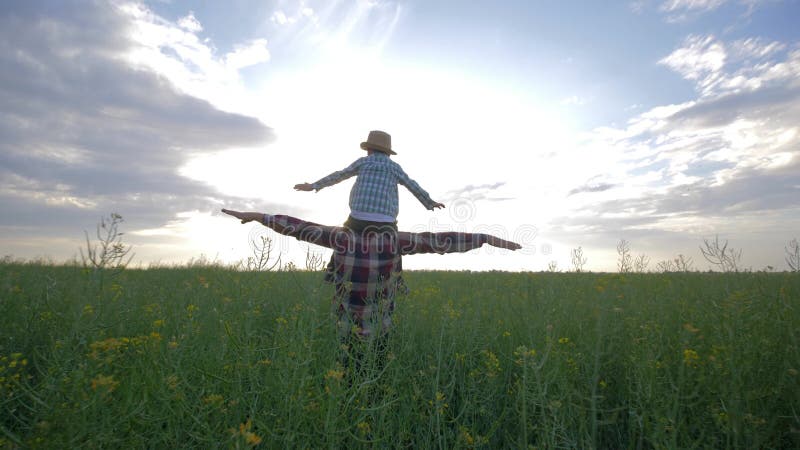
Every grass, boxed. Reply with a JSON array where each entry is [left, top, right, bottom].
[[1, 262, 799, 448]]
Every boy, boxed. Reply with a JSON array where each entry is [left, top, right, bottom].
[[294, 130, 444, 232]]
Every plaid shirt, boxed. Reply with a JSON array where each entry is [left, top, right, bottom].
[[310, 152, 438, 219], [261, 214, 491, 336]]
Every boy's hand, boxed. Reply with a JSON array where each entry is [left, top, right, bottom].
[[221, 209, 262, 224], [294, 183, 313, 191], [432, 202, 445, 209]]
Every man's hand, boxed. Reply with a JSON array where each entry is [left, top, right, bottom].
[[486, 235, 522, 251], [294, 183, 314, 192], [221, 209, 262, 224], [432, 202, 445, 209]]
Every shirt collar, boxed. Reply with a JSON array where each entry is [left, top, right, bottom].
[[368, 152, 390, 160]]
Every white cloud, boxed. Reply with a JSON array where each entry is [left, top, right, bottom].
[[271, 10, 292, 26], [659, 0, 727, 13], [546, 33, 800, 266], [270, 2, 317, 26], [177, 12, 202, 32], [297, 0, 401, 56], [659, 34, 799, 97], [224, 38, 270, 70], [730, 37, 786, 60], [659, 35, 726, 90], [656, 0, 773, 21], [120, 2, 271, 114], [561, 95, 587, 106], [0, 0, 280, 261]]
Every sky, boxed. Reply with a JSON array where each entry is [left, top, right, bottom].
[[1, 0, 799, 272]]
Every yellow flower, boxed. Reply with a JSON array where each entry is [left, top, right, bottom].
[[429, 391, 449, 414], [558, 337, 570, 344], [231, 419, 262, 447], [356, 421, 371, 436], [91, 374, 119, 393], [165, 375, 179, 390], [513, 346, 536, 365], [203, 394, 224, 407], [683, 349, 699, 366], [245, 431, 262, 446], [459, 426, 475, 446], [325, 368, 344, 381]]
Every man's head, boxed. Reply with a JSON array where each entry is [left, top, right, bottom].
[[360, 130, 396, 155]]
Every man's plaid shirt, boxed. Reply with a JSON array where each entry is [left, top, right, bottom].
[[310, 152, 438, 219], [261, 214, 491, 337]]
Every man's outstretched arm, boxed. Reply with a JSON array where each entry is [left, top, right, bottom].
[[398, 231, 521, 255], [222, 209, 520, 253], [222, 209, 262, 224], [221, 209, 338, 249]]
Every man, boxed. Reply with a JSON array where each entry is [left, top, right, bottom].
[[221, 208, 520, 374]]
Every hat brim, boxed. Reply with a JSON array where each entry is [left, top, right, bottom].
[[360, 142, 396, 155]]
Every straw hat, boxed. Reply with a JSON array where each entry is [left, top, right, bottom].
[[360, 130, 396, 155]]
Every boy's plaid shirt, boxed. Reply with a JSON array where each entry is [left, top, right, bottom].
[[261, 214, 491, 336], [310, 152, 437, 218]]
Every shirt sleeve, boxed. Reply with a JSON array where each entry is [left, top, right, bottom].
[[397, 231, 488, 255], [394, 164, 438, 210], [310, 158, 363, 191], [261, 214, 341, 249]]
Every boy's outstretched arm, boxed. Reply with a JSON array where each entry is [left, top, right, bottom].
[[395, 166, 445, 210], [294, 158, 363, 192]]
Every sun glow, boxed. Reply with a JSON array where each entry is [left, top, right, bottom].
[[173, 53, 581, 270], [185, 58, 577, 203]]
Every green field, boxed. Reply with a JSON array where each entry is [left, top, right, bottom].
[[1, 263, 798, 449]]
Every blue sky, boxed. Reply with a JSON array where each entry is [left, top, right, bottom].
[[1, 0, 799, 271]]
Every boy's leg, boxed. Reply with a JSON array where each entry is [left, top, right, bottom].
[[345, 215, 397, 234]]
